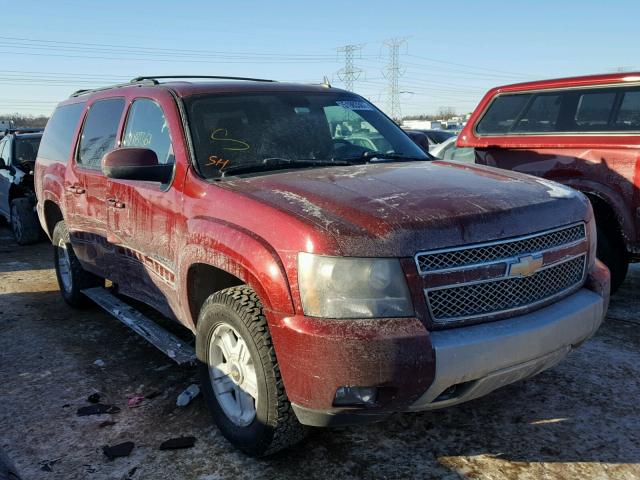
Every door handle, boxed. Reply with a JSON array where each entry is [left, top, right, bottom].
[[106, 198, 125, 209], [66, 185, 85, 194]]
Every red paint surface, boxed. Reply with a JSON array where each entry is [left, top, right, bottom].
[[458, 72, 640, 253], [35, 81, 608, 413]]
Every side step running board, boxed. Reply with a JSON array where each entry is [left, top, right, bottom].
[[82, 287, 196, 365]]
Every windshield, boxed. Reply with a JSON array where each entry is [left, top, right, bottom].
[[184, 91, 427, 178]]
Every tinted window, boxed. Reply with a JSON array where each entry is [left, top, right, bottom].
[[575, 92, 615, 128], [14, 137, 41, 164], [477, 86, 640, 135], [38, 103, 85, 163], [513, 94, 561, 132], [476, 94, 531, 134], [78, 98, 124, 168], [615, 91, 640, 129], [122, 99, 174, 165]]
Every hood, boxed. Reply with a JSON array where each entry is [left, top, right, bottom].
[[220, 161, 590, 257]]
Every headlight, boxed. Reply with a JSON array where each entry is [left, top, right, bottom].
[[297, 253, 414, 318]]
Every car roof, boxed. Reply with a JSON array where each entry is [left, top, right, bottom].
[[491, 71, 640, 94], [62, 78, 351, 105]]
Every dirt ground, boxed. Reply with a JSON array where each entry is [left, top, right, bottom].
[[1, 225, 639, 480]]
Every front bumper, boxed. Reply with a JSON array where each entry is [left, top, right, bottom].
[[408, 287, 604, 411], [271, 261, 608, 427]]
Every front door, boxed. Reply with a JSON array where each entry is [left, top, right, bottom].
[[64, 97, 125, 278], [106, 96, 182, 318]]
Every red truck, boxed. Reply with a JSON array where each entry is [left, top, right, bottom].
[[458, 72, 640, 292], [35, 76, 609, 456]]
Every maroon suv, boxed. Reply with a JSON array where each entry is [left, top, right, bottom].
[[35, 76, 609, 455]]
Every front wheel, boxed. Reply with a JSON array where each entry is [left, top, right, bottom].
[[52, 221, 103, 307], [196, 286, 307, 456], [10, 198, 41, 245], [596, 225, 628, 294]]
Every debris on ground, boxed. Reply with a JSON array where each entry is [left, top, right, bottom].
[[176, 384, 200, 407], [77, 404, 121, 416], [87, 392, 101, 404], [159, 436, 196, 450], [93, 359, 106, 367], [98, 420, 116, 428], [127, 395, 145, 408], [102, 442, 134, 460], [39, 458, 61, 472]]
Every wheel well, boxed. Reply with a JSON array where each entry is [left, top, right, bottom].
[[584, 193, 625, 244], [187, 263, 244, 325], [43, 201, 63, 239]]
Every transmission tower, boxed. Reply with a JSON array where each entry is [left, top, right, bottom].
[[383, 37, 408, 121], [337, 44, 364, 91]]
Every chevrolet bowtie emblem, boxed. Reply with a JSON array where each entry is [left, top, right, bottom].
[[508, 254, 544, 278]]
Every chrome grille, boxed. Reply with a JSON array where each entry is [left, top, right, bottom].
[[427, 255, 586, 323], [416, 224, 585, 273]]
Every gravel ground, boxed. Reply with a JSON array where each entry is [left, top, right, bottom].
[[1, 226, 639, 480]]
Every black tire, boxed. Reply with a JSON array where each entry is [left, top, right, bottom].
[[596, 225, 628, 294], [10, 198, 41, 245], [52, 221, 103, 307], [196, 285, 307, 456]]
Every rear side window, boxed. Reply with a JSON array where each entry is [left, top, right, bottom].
[[615, 91, 640, 129], [475, 94, 531, 134], [476, 85, 640, 135], [513, 94, 561, 132], [38, 103, 85, 163], [78, 98, 125, 169], [575, 92, 615, 128]]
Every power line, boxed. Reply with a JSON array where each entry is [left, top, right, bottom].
[[337, 44, 364, 91], [382, 37, 408, 121]]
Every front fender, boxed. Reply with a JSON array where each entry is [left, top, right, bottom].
[[177, 216, 294, 326], [561, 178, 635, 243]]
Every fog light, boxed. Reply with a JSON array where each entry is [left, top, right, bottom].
[[333, 386, 378, 407]]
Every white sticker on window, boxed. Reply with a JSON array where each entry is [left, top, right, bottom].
[[336, 100, 374, 111]]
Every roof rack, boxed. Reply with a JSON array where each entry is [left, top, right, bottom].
[[69, 78, 157, 98], [69, 75, 277, 99], [130, 75, 276, 83]]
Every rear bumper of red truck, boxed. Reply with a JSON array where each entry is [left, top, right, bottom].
[[269, 260, 609, 427]]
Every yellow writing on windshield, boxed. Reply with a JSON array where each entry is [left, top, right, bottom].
[[211, 128, 250, 151]]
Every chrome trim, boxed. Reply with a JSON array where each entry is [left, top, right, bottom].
[[426, 252, 586, 292], [424, 253, 587, 324], [414, 222, 586, 275]]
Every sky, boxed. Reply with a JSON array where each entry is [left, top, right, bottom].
[[0, 0, 638, 118]]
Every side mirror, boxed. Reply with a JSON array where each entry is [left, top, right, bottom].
[[102, 148, 172, 183]]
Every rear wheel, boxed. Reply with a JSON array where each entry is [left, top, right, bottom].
[[596, 224, 628, 294], [197, 285, 307, 456], [10, 198, 41, 245], [52, 221, 103, 307]]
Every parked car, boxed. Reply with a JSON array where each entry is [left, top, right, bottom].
[[404, 128, 455, 149], [458, 72, 640, 292], [429, 135, 475, 163], [0, 130, 43, 244], [36, 76, 609, 456]]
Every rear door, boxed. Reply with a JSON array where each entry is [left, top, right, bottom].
[[64, 97, 125, 277]]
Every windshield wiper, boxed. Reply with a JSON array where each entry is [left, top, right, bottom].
[[336, 151, 432, 163], [219, 157, 352, 177]]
